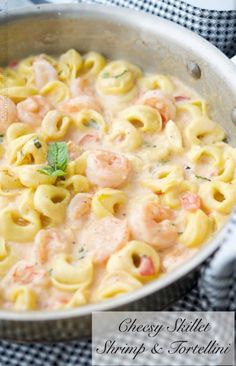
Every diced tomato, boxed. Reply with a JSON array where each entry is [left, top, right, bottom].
[[180, 192, 201, 212], [139, 255, 155, 276], [175, 96, 190, 102], [8, 59, 18, 68]]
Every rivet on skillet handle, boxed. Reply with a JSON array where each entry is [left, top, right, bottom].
[[231, 108, 236, 126], [187, 61, 201, 79]]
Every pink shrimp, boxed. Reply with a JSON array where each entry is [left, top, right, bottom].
[[180, 192, 201, 212], [58, 95, 102, 115], [0, 96, 17, 131], [78, 132, 100, 149], [67, 193, 92, 224], [7, 260, 49, 287], [33, 58, 58, 90], [80, 217, 129, 263], [128, 200, 178, 250], [86, 150, 132, 188], [17, 95, 51, 126], [70, 77, 94, 98], [33, 229, 74, 265], [137, 90, 176, 124], [67, 140, 82, 160]]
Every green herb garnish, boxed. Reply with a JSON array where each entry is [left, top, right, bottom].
[[195, 175, 211, 182], [39, 142, 69, 178], [87, 119, 99, 130], [48, 268, 53, 276], [114, 69, 128, 78], [222, 137, 229, 143], [0, 134, 4, 143], [102, 72, 110, 78], [33, 137, 42, 149]]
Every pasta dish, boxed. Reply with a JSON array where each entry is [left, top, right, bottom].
[[0, 50, 234, 311]]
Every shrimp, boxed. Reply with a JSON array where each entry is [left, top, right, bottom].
[[180, 192, 201, 212], [33, 58, 58, 90], [80, 216, 129, 263], [78, 132, 100, 149], [86, 150, 132, 188], [137, 90, 176, 124], [67, 193, 92, 225], [161, 244, 197, 272], [128, 199, 178, 250], [17, 95, 51, 126], [70, 77, 94, 97], [3, 260, 49, 287], [33, 228, 74, 265], [67, 140, 82, 160], [58, 96, 102, 115], [0, 95, 17, 132]]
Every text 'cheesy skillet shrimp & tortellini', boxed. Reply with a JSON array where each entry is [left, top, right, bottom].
[[0, 50, 234, 311]]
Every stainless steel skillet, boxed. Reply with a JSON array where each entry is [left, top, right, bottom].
[[0, 3, 235, 342]]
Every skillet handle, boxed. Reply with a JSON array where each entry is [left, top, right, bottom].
[[200, 213, 236, 310]]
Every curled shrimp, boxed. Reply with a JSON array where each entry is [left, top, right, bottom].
[[67, 193, 92, 227], [17, 95, 51, 126], [128, 199, 178, 250], [58, 96, 102, 115], [33, 58, 58, 90], [0, 96, 17, 132], [3, 260, 49, 288], [33, 229, 74, 265], [137, 90, 176, 124], [80, 216, 129, 263], [70, 77, 94, 97], [86, 150, 132, 188]]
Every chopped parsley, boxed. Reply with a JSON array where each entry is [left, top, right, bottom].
[[33, 137, 42, 149], [0, 134, 4, 143], [114, 69, 128, 78], [222, 137, 229, 143], [195, 175, 211, 182], [87, 119, 99, 130]]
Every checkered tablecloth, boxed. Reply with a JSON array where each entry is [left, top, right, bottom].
[[0, 1, 236, 365]]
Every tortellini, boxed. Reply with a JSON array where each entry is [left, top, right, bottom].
[[7, 133, 47, 166], [96, 60, 141, 95], [184, 117, 225, 146], [58, 49, 82, 81], [10, 286, 36, 310], [57, 175, 90, 195], [73, 109, 107, 133], [199, 181, 236, 214], [108, 120, 142, 152], [40, 80, 69, 105], [0, 237, 19, 277], [138, 74, 175, 93], [34, 185, 70, 225], [142, 164, 184, 193], [92, 188, 127, 218], [16, 165, 56, 188], [107, 241, 160, 282], [94, 271, 142, 301], [82, 52, 106, 77], [0, 207, 41, 242], [119, 105, 162, 133], [41, 110, 71, 140], [179, 210, 211, 248], [165, 120, 183, 153], [162, 180, 198, 209], [50, 254, 93, 291]]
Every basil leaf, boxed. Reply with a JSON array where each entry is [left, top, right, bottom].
[[47, 142, 69, 171], [51, 169, 67, 177], [38, 166, 55, 176]]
